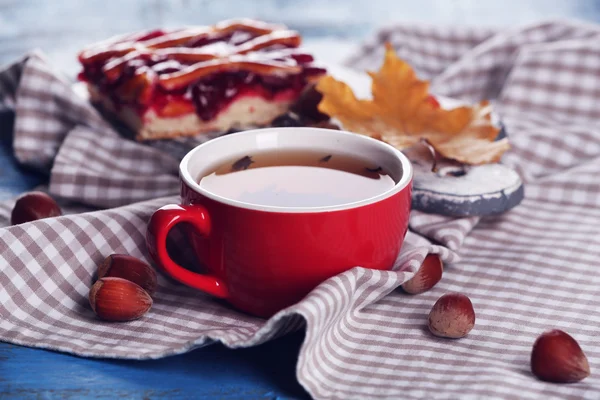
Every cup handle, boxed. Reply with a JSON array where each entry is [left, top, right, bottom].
[[146, 204, 228, 298]]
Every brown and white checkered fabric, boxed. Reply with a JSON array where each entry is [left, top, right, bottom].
[[1, 20, 600, 399]]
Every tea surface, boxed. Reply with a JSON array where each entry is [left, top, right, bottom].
[[198, 150, 396, 208]]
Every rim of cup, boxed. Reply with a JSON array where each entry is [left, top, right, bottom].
[[180, 127, 413, 213]]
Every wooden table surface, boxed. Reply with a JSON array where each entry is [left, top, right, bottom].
[[1, 1, 599, 398]]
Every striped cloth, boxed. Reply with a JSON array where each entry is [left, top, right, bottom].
[[1, 20, 599, 399]]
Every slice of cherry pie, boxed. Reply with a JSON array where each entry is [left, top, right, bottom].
[[77, 19, 326, 140]]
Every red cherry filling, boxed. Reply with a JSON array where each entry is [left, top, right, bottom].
[[188, 68, 324, 121], [81, 60, 324, 120]]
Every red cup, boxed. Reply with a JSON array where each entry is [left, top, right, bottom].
[[146, 127, 413, 317]]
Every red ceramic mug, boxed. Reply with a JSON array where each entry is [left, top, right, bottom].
[[146, 127, 413, 317]]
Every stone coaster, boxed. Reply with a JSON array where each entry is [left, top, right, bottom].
[[406, 122, 524, 217], [412, 162, 524, 217]]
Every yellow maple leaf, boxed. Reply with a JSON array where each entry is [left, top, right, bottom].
[[316, 43, 509, 165]]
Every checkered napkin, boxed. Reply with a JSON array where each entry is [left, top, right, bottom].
[[1, 19, 600, 399]]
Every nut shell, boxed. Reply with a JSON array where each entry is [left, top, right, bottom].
[[11, 191, 62, 225], [531, 329, 590, 383], [290, 84, 329, 122], [402, 254, 443, 294], [98, 254, 158, 296], [428, 292, 475, 338], [89, 277, 152, 322]]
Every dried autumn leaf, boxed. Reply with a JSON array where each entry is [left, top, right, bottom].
[[316, 43, 509, 165]]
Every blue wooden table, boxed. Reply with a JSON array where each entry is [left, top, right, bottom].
[[0, 332, 308, 399], [1, 1, 599, 399]]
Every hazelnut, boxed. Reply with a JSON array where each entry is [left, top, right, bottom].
[[89, 277, 152, 322], [98, 254, 158, 296], [428, 292, 475, 338], [11, 191, 62, 225], [402, 254, 443, 294], [309, 120, 341, 130], [531, 329, 590, 383], [290, 84, 329, 122]]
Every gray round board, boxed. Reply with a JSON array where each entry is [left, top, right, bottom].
[[411, 162, 524, 217], [410, 120, 524, 217]]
